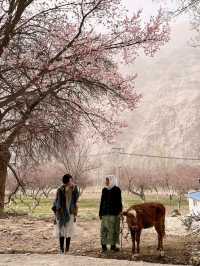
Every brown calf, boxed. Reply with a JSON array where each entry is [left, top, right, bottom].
[[123, 202, 165, 258]]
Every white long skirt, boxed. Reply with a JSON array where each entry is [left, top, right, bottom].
[[54, 214, 75, 238]]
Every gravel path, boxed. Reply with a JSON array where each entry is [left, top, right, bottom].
[[0, 254, 190, 266]]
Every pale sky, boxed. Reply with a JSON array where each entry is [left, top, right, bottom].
[[123, 0, 162, 15], [122, 0, 182, 21]]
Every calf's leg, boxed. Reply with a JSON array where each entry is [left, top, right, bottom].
[[130, 229, 135, 255], [130, 229, 141, 260], [155, 224, 165, 257], [136, 229, 141, 254], [130, 229, 138, 260]]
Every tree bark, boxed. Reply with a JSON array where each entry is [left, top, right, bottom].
[[0, 144, 11, 212]]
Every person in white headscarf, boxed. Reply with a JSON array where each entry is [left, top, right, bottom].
[[99, 175, 122, 252]]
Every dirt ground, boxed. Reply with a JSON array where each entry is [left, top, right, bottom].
[[0, 213, 196, 265], [0, 254, 188, 266]]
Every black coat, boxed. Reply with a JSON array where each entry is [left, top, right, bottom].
[[99, 186, 122, 217]]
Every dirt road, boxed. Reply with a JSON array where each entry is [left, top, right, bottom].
[[0, 254, 190, 266]]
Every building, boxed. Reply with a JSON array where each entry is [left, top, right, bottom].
[[188, 191, 200, 216]]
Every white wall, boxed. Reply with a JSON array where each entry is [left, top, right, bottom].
[[189, 198, 200, 215]]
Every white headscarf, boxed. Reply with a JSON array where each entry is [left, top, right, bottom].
[[105, 175, 118, 190]]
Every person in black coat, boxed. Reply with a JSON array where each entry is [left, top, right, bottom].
[[99, 175, 122, 252]]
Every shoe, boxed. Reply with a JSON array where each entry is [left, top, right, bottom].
[[101, 244, 107, 252], [111, 245, 120, 252], [60, 249, 64, 254]]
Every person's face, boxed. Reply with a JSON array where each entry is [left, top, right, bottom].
[[64, 177, 73, 186], [105, 178, 110, 186], [68, 177, 73, 186]]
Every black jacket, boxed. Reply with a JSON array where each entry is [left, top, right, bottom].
[[99, 186, 122, 217]]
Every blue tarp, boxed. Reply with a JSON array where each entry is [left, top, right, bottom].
[[188, 192, 200, 201]]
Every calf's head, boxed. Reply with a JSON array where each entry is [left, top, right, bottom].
[[123, 209, 139, 231]]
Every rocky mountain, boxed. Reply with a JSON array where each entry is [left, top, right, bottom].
[[98, 22, 200, 170]]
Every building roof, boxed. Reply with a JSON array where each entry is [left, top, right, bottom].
[[188, 191, 200, 201]]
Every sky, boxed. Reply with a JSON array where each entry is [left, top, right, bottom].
[[122, 0, 185, 22], [122, 0, 190, 47], [123, 0, 163, 17]]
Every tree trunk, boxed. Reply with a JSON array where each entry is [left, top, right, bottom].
[[0, 144, 11, 212], [169, 194, 173, 206], [178, 194, 182, 211], [154, 187, 159, 201], [140, 186, 146, 202]]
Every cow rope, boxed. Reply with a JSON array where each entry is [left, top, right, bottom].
[[120, 215, 130, 250]]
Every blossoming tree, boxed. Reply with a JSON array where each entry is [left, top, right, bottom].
[[0, 0, 170, 210]]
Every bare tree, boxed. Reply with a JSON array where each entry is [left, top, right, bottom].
[[6, 161, 64, 212], [170, 0, 200, 16], [170, 164, 200, 209], [55, 139, 99, 194], [173, 0, 200, 46], [157, 0, 200, 45], [120, 166, 153, 201]]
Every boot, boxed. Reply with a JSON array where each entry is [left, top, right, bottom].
[[59, 237, 64, 254], [111, 245, 119, 252], [65, 237, 71, 253], [101, 244, 107, 252]]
